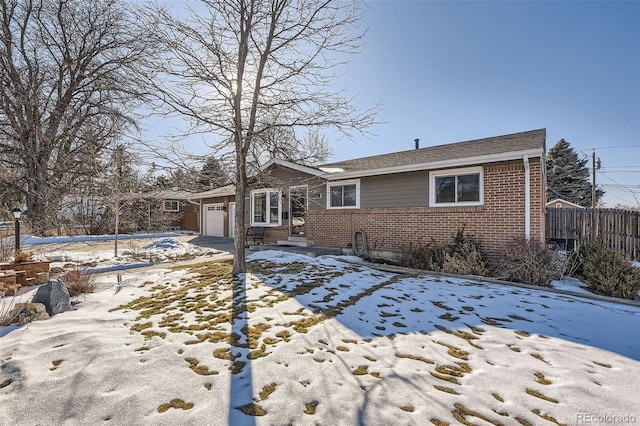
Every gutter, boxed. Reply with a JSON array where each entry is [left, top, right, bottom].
[[523, 154, 531, 240]]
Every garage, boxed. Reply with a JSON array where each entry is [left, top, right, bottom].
[[204, 203, 225, 237]]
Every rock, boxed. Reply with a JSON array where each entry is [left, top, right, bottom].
[[9, 303, 50, 325], [31, 279, 72, 316]]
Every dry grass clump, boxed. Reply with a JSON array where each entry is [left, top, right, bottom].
[[61, 268, 96, 298]]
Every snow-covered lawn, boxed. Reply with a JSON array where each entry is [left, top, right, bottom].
[[1, 242, 639, 425]]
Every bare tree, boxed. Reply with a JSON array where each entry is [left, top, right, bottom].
[[141, 0, 378, 275], [249, 127, 333, 169], [0, 0, 152, 234]]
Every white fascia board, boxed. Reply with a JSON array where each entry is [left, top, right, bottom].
[[262, 158, 325, 177], [324, 148, 545, 180]]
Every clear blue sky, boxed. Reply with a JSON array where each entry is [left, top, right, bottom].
[[329, 0, 639, 207], [145, 0, 639, 207]]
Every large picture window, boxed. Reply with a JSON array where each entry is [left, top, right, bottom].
[[430, 167, 483, 206], [251, 189, 281, 226], [327, 180, 360, 209]]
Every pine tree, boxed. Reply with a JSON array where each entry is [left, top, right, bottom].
[[546, 139, 604, 207]]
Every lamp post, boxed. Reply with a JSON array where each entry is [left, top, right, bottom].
[[11, 207, 22, 252]]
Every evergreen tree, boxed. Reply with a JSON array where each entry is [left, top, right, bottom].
[[197, 157, 230, 191], [546, 139, 603, 207]]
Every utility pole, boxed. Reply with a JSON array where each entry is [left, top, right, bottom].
[[591, 150, 601, 208], [592, 150, 596, 209]]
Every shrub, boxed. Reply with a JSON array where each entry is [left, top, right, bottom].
[[496, 238, 563, 287], [396, 241, 446, 271], [442, 229, 489, 276], [397, 229, 489, 276], [61, 268, 96, 299], [576, 239, 640, 300]]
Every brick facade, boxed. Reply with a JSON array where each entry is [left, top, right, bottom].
[[305, 162, 545, 259]]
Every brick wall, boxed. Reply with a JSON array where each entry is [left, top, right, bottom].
[[306, 162, 545, 259]]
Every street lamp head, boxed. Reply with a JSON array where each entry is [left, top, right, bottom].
[[11, 207, 22, 220]]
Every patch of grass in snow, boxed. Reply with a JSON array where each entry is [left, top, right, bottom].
[[0, 379, 11, 388], [395, 353, 434, 365], [452, 403, 503, 425], [135, 346, 150, 352], [592, 361, 611, 368], [352, 365, 370, 375], [525, 389, 559, 403], [400, 405, 415, 412], [434, 385, 459, 395], [303, 400, 319, 415], [514, 330, 531, 337], [531, 408, 565, 425], [49, 359, 63, 371], [130, 322, 153, 332], [480, 316, 513, 326], [429, 419, 449, 426], [236, 403, 266, 416], [438, 313, 460, 322], [275, 330, 291, 342], [431, 301, 454, 311], [157, 399, 194, 413], [212, 348, 232, 360], [509, 314, 533, 322], [530, 353, 551, 365], [184, 357, 218, 376], [141, 330, 166, 340], [258, 383, 277, 401], [491, 393, 504, 402], [534, 372, 552, 385], [434, 325, 483, 349], [434, 341, 470, 361]]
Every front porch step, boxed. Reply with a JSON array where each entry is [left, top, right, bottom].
[[276, 238, 313, 247]]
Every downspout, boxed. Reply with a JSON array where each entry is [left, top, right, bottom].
[[523, 155, 531, 241]]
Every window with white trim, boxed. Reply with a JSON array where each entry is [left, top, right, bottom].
[[327, 179, 360, 209], [250, 189, 281, 226], [430, 167, 483, 206], [164, 200, 179, 211]]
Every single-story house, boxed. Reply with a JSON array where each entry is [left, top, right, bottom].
[[140, 188, 200, 232], [546, 198, 585, 209], [189, 129, 547, 259]]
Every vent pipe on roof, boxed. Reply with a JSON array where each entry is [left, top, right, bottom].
[[415, 138, 420, 149]]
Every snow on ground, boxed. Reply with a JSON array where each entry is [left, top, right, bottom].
[[25, 233, 226, 275], [1, 245, 639, 425]]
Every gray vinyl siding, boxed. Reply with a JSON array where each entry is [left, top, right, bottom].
[[360, 171, 429, 208]]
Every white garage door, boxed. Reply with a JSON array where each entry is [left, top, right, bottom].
[[229, 202, 235, 238], [204, 203, 225, 237]]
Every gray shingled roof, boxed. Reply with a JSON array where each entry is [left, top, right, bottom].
[[320, 129, 546, 173]]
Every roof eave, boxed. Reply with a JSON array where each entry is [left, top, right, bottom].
[[262, 158, 325, 177], [323, 148, 545, 180]]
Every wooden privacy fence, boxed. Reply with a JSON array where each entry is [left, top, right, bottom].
[[546, 207, 640, 261]]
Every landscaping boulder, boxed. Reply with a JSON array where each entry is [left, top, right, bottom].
[[31, 279, 72, 316], [9, 303, 50, 325]]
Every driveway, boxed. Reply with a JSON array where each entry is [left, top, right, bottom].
[[185, 235, 235, 254]]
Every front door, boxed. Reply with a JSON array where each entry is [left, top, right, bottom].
[[289, 186, 307, 237]]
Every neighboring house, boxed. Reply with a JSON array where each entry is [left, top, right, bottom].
[[142, 188, 200, 232], [189, 129, 547, 259], [546, 198, 585, 209]]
